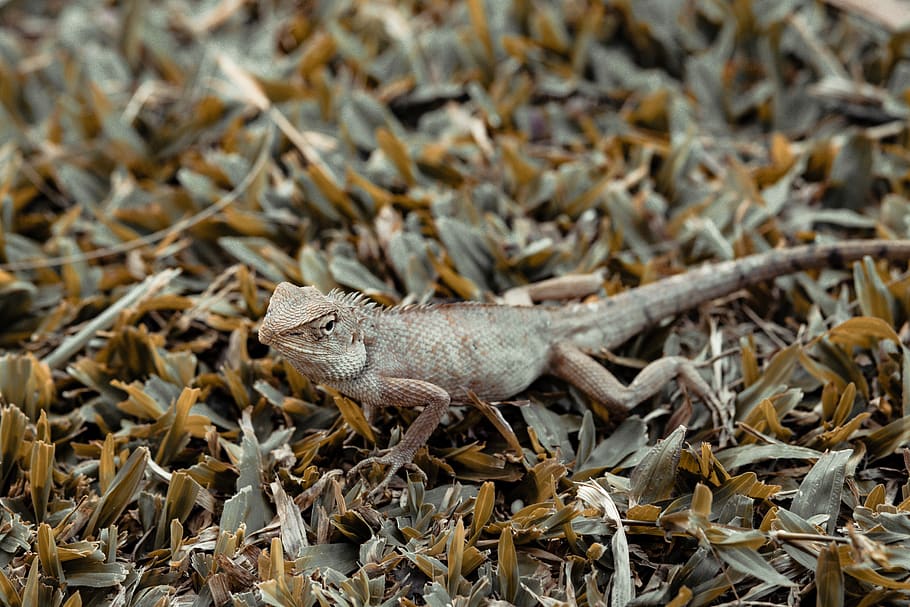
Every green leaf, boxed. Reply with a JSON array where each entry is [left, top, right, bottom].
[[86, 447, 149, 537], [576, 416, 648, 476], [791, 449, 852, 535], [236, 411, 272, 533], [716, 444, 822, 469], [630, 425, 686, 506], [713, 544, 794, 588]]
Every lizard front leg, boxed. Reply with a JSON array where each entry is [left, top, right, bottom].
[[349, 377, 451, 497], [548, 343, 724, 422]]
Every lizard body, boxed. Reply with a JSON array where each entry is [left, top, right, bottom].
[[258, 240, 910, 493]]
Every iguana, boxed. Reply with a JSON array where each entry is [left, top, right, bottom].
[[258, 240, 910, 494]]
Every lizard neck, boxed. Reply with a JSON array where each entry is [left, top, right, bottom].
[[287, 305, 372, 383], [291, 346, 368, 383]]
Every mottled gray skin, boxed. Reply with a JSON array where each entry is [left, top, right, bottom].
[[259, 288, 551, 402], [343, 305, 555, 403], [258, 240, 910, 495]]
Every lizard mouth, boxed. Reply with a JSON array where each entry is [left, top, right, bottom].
[[257, 323, 275, 346]]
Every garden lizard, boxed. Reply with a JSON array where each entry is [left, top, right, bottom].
[[258, 240, 910, 494]]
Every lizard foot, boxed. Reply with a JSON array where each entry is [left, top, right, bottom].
[[350, 450, 427, 499]]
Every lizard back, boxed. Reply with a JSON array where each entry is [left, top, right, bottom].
[[363, 303, 554, 402]]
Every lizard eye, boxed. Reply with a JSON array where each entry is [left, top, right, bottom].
[[321, 317, 336, 335]]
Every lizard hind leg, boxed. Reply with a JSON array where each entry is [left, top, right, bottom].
[[548, 343, 725, 423]]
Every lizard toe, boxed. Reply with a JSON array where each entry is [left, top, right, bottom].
[[349, 449, 392, 476], [351, 452, 428, 500]]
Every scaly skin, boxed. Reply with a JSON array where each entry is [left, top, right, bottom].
[[258, 240, 910, 496]]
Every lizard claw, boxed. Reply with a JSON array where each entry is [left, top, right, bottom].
[[350, 450, 426, 499]]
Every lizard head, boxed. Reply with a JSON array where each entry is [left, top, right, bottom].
[[258, 283, 368, 381]]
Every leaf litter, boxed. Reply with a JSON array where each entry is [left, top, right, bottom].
[[2, 0, 910, 605]]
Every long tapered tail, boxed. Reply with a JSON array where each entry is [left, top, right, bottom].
[[558, 240, 910, 350]]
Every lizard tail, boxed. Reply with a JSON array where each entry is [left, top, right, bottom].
[[559, 239, 910, 351]]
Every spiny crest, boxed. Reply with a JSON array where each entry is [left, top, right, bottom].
[[386, 300, 496, 315], [324, 287, 494, 316], [325, 288, 382, 313]]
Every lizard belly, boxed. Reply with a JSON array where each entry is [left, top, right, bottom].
[[445, 345, 547, 401]]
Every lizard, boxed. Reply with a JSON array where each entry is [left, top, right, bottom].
[[257, 239, 910, 495]]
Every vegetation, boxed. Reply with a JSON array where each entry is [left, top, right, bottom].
[[1, 0, 910, 604]]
